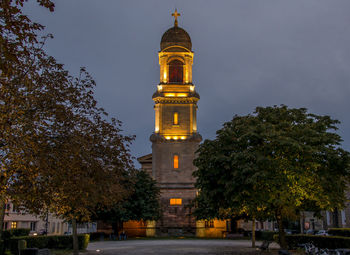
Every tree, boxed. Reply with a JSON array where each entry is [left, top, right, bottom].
[[1, 0, 56, 239], [1, 2, 134, 254], [95, 170, 160, 235], [194, 105, 350, 248]]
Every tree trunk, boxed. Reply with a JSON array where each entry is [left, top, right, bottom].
[[252, 217, 256, 248], [276, 210, 287, 249], [0, 196, 6, 240], [72, 218, 79, 255], [300, 212, 305, 234], [333, 208, 339, 228]]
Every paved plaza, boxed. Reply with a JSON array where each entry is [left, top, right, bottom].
[[87, 239, 278, 255]]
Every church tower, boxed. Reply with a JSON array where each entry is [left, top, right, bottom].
[[149, 10, 202, 235]]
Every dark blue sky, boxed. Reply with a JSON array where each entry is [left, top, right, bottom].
[[24, 1, 350, 167]]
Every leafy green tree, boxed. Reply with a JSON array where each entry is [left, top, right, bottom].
[[194, 105, 350, 248], [95, 170, 161, 235]]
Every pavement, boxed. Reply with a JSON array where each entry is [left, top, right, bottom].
[[87, 239, 279, 255]]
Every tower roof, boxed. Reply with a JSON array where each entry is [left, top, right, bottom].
[[160, 9, 192, 51], [160, 26, 192, 51]]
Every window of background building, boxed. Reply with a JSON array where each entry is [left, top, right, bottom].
[[56, 222, 60, 233], [12, 205, 19, 213], [30, 222, 36, 231], [52, 222, 55, 233], [3, 222, 8, 230], [173, 154, 179, 169], [173, 112, 179, 125], [169, 60, 183, 83], [4, 203, 10, 211], [341, 210, 346, 225], [11, 221, 17, 229], [205, 220, 214, 228], [170, 198, 182, 205]]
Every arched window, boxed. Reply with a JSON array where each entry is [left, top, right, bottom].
[[173, 154, 179, 169], [173, 112, 179, 125], [169, 60, 183, 83]]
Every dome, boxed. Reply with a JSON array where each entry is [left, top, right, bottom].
[[160, 26, 192, 51]]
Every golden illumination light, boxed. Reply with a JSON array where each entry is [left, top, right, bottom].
[[170, 198, 182, 205], [173, 112, 178, 125], [173, 154, 179, 168], [173, 136, 178, 140], [165, 136, 171, 140], [157, 85, 163, 91], [180, 136, 186, 140], [190, 85, 194, 92], [164, 93, 187, 97]]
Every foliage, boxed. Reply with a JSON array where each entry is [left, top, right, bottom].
[[95, 170, 160, 231], [285, 234, 350, 249], [0, 240, 4, 254], [328, 228, 350, 237], [256, 231, 275, 241], [193, 105, 350, 248], [4, 228, 31, 237], [1, 0, 134, 212], [8, 234, 89, 254], [89, 232, 108, 241], [1, 1, 134, 254]]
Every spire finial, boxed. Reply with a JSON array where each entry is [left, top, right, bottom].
[[172, 9, 181, 27]]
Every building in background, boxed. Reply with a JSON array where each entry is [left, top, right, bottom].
[[3, 201, 96, 235], [3, 201, 68, 235]]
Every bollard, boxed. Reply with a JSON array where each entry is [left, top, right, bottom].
[[18, 240, 27, 255]]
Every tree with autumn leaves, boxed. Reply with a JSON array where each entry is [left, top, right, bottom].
[[194, 105, 350, 248], [1, 1, 134, 254]]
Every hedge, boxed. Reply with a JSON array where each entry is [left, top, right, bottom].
[[2, 229, 30, 239], [285, 234, 350, 249], [0, 240, 4, 254], [8, 234, 89, 254], [89, 232, 108, 241], [328, 228, 350, 237], [257, 231, 275, 241]]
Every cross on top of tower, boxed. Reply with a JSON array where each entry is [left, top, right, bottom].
[[172, 9, 181, 27]]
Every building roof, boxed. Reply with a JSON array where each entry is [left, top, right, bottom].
[[160, 26, 192, 51], [137, 153, 152, 164]]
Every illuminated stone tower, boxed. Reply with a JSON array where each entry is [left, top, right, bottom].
[[150, 9, 202, 236]]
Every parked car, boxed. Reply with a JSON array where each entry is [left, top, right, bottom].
[[315, 230, 328, 236], [38, 229, 47, 235], [305, 229, 316, 235], [284, 229, 293, 235]]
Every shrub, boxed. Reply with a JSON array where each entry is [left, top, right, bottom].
[[89, 232, 107, 241], [11, 229, 31, 237], [8, 234, 90, 254], [0, 240, 4, 254], [328, 228, 350, 237], [2, 229, 30, 240], [257, 231, 275, 241], [285, 234, 350, 249]]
